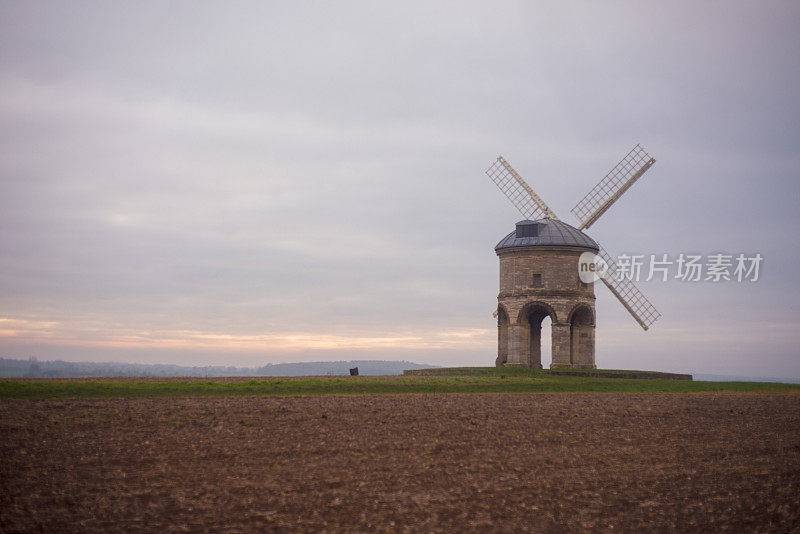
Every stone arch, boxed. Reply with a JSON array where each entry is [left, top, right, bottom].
[[516, 301, 558, 325], [567, 304, 594, 326], [497, 302, 510, 321], [517, 301, 557, 369], [569, 304, 595, 368], [496, 304, 510, 367]]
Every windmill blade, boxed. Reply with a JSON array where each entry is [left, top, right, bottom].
[[486, 156, 559, 221], [571, 144, 656, 230], [596, 248, 661, 331]]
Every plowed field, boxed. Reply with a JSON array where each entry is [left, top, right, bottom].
[[2, 393, 799, 532]]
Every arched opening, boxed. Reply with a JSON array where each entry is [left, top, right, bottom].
[[496, 306, 509, 367], [540, 315, 552, 368], [521, 303, 556, 369], [569, 305, 594, 367]]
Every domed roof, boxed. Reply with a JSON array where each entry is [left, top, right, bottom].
[[495, 218, 599, 252]]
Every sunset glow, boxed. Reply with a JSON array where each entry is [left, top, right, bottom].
[[0, 316, 493, 353]]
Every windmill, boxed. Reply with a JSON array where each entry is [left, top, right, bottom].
[[485, 145, 660, 369]]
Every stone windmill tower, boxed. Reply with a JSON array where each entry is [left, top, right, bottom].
[[485, 146, 661, 369]]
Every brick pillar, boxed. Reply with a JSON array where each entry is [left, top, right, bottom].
[[550, 322, 571, 369], [571, 325, 596, 369], [585, 326, 596, 369], [508, 324, 525, 366], [496, 315, 509, 366]]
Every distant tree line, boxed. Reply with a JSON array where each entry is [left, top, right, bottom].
[[0, 357, 435, 378]]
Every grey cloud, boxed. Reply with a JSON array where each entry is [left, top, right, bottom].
[[0, 1, 798, 376]]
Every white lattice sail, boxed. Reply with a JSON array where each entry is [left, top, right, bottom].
[[486, 156, 559, 221], [596, 248, 661, 330], [571, 145, 655, 230]]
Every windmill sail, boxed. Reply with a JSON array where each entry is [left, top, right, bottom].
[[596, 248, 661, 330], [486, 156, 559, 221], [485, 150, 661, 332], [571, 145, 655, 230]]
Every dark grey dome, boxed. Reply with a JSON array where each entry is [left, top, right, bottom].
[[495, 218, 599, 252]]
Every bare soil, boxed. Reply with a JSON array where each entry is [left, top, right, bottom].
[[1, 393, 799, 532]]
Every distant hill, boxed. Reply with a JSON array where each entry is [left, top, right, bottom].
[[693, 373, 800, 384], [0, 357, 437, 378]]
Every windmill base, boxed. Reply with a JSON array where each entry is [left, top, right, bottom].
[[495, 248, 597, 370], [551, 363, 597, 370]]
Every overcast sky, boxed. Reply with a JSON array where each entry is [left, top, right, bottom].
[[1, 2, 799, 377]]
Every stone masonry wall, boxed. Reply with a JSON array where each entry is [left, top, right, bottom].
[[496, 246, 597, 369]]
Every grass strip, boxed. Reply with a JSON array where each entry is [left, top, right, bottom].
[[1, 375, 799, 399]]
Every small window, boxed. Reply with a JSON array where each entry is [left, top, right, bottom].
[[532, 273, 543, 288], [515, 222, 540, 238]]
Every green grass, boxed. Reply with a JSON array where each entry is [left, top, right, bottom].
[[406, 367, 690, 378], [1, 374, 798, 399]]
